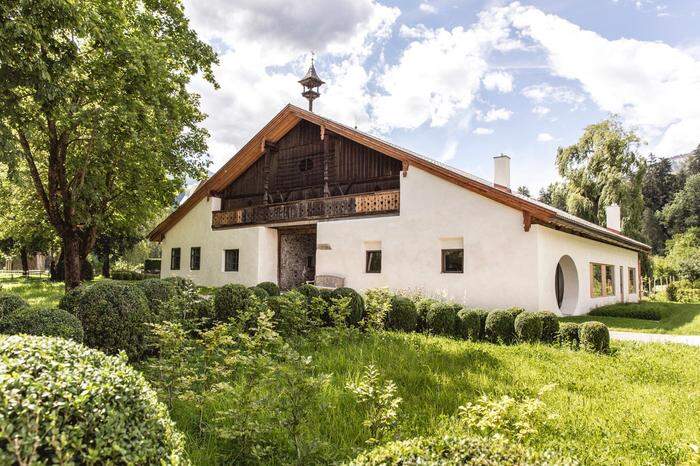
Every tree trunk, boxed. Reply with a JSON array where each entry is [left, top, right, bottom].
[[101, 238, 111, 278], [64, 234, 82, 290], [50, 249, 63, 281], [20, 247, 29, 276]]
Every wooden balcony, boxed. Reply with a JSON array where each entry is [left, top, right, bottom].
[[212, 190, 400, 228]]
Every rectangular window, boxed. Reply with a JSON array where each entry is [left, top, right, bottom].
[[365, 250, 382, 273], [170, 248, 181, 271], [190, 247, 201, 271], [441, 249, 464, 273], [628, 267, 637, 294], [591, 263, 616, 297], [224, 249, 239, 272]]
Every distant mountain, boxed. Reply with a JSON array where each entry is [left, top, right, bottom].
[[668, 152, 692, 173]]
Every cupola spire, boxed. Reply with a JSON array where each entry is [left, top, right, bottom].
[[299, 53, 325, 112]]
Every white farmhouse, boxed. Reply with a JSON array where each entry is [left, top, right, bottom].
[[149, 102, 649, 316]]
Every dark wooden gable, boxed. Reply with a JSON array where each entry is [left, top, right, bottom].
[[220, 120, 401, 211]]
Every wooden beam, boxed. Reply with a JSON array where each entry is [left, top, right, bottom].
[[323, 135, 330, 197], [263, 146, 270, 205], [402, 160, 409, 177], [320, 124, 325, 141], [523, 211, 532, 232]]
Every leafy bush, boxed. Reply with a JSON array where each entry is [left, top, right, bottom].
[[213, 284, 252, 323], [676, 287, 700, 303], [296, 283, 321, 301], [268, 290, 312, 335], [456, 309, 481, 341], [507, 307, 525, 320], [558, 322, 580, 349], [249, 286, 270, 300], [74, 281, 152, 360], [0, 335, 186, 464], [590, 305, 661, 320], [485, 310, 515, 344], [163, 276, 196, 295], [346, 365, 402, 445], [426, 302, 458, 336], [474, 309, 490, 340], [0, 307, 84, 342], [0, 293, 28, 317], [111, 269, 145, 280], [348, 434, 544, 465], [188, 298, 216, 327], [138, 279, 178, 319], [257, 281, 280, 296], [386, 296, 418, 332], [58, 285, 86, 314], [363, 288, 394, 331], [535, 311, 559, 343], [333, 287, 365, 326], [514, 312, 543, 343], [579, 321, 610, 354], [415, 298, 438, 332]]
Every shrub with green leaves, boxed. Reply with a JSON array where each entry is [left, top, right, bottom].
[[213, 284, 252, 322], [485, 310, 515, 344], [507, 307, 525, 320], [557, 322, 580, 349], [256, 281, 280, 296], [268, 290, 313, 335], [456, 309, 481, 341], [163, 276, 196, 294], [535, 311, 559, 343], [579, 321, 610, 353], [0, 335, 187, 464], [676, 288, 700, 303], [426, 302, 458, 336], [249, 286, 270, 300], [590, 305, 661, 320], [0, 293, 28, 317], [74, 281, 152, 360], [415, 297, 438, 332], [363, 288, 394, 331], [296, 283, 321, 301], [111, 269, 145, 280], [514, 312, 543, 343], [0, 307, 84, 342], [333, 287, 365, 326], [386, 296, 418, 332], [138, 279, 178, 319], [58, 284, 86, 314], [474, 309, 490, 340]]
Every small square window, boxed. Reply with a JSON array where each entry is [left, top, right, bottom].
[[441, 249, 463, 273], [190, 247, 201, 271], [628, 267, 637, 294], [224, 249, 239, 272], [170, 248, 181, 271], [366, 250, 381, 273]]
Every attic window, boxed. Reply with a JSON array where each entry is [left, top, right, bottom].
[[299, 158, 313, 172]]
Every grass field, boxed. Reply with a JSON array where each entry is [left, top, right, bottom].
[[0, 276, 64, 308], [561, 301, 700, 335]]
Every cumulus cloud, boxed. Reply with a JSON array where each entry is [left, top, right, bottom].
[[537, 132, 554, 142], [479, 107, 513, 122], [483, 71, 514, 92], [532, 105, 551, 116], [521, 84, 585, 105], [473, 127, 495, 135], [419, 2, 437, 14]]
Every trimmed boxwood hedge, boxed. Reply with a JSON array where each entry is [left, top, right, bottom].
[[507, 307, 525, 320], [386, 296, 418, 332], [485, 309, 515, 344], [456, 309, 481, 341], [110, 270, 145, 281], [333, 287, 365, 326], [0, 307, 84, 342], [535, 311, 559, 343], [137, 279, 178, 320], [0, 293, 28, 317], [474, 309, 490, 340], [58, 284, 87, 314], [514, 312, 543, 343], [0, 335, 187, 464], [296, 283, 321, 301], [415, 298, 438, 332], [73, 281, 153, 361], [589, 305, 661, 321], [558, 322, 580, 349], [256, 281, 280, 297], [248, 286, 270, 300], [579, 321, 610, 353], [426, 302, 458, 336], [213, 284, 252, 323]]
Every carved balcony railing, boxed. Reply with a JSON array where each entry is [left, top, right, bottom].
[[212, 190, 400, 228]]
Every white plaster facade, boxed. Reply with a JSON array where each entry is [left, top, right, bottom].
[[160, 166, 640, 315]]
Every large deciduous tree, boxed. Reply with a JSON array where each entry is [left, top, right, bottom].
[[0, 0, 217, 288]]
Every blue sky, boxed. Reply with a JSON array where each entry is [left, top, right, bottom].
[[183, 0, 700, 194]]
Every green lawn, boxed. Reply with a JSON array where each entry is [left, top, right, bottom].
[[561, 301, 700, 335], [0, 276, 65, 308]]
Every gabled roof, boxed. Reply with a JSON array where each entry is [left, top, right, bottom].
[[149, 104, 650, 253]]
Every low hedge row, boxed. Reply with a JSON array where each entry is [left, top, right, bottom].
[[0, 307, 84, 342], [110, 270, 146, 281], [590, 305, 661, 320]]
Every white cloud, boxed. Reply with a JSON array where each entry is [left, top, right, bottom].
[[419, 2, 437, 14], [483, 71, 514, 92], [479, 107, 513, 122], [439, 139, 459, 161], [532, 105, 550, 116], [473, 127, 495, 135], [537, 132, 554, 142], [521, 84, 585, 105]]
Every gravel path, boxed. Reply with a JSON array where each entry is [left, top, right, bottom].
[[609, 331, 700, 347]]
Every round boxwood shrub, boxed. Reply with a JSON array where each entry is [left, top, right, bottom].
[[296, 283, 321, 301], [535, 311, 559, 343], [485, 309, 515, 344], [455, 309, 481, 341], [74, 281, 152, 361], [386, 296, 418, 332], [426, 302, 457, 336], [0, 293, 28, 317], [58, 284, 87, 314], [474, 309, 490, 340], [256, 281, 280, 297], [349, 434, 545, 465], [507, 307, 525, 319], [333, 287, 365, 326], [558, 322, 580, 349], [249, 286, 270, 300], [514, 312, 543, 343], [137, 279, 178, 319], [0, 335, 187, 464], [0, 307, 84, 342], [188, 297, 215, 327], [579, 321, 610, 353], [213, 284, 252, 322], [415, 298, 438, 332]]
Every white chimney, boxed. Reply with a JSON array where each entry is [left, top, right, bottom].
[[494, 154, 511, 191], [605, 203, 621, 231]]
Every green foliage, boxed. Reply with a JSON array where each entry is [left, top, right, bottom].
[[535, 311, 560, 343], [386, 296, 418, 332], [346, 365, 402, 445], [57, 284, 86, 314], [0, 307, 83, 342], [579, 321, 610, 354], [363, 287, 394, 331], [557, 323, 580, 349], [676, 287, 700, 303], [333, 287, 365, 326], [415, 297, 438, 332], [660, 229, 700, 281], [0, 293, 28, 317], [163, 277, 197, 295], [257, 281, 280, 296], [111, 269, 146, 281], [213, 284, 252, 323], [507, 307, 525, 319], [74, 281, 152, 360], [296, 283, 321, 301], [662, 175, 700, 236], [0, 335, 187, 464], [249, 285, 271, 300], [138, 278, 178, 319], [144, 258, 162, 274], [455, 309, 481, 341], [426, 302, 457, 336], [268, 290, 317, 336], [485, 310, 516, 344], [590, 305, 661, 320], [514, 312, 543, 343]]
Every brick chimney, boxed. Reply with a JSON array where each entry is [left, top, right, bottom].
[[494, 154, 511, 192]]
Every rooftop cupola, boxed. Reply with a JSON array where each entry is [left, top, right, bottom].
[[299, 56, 325, 112]]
